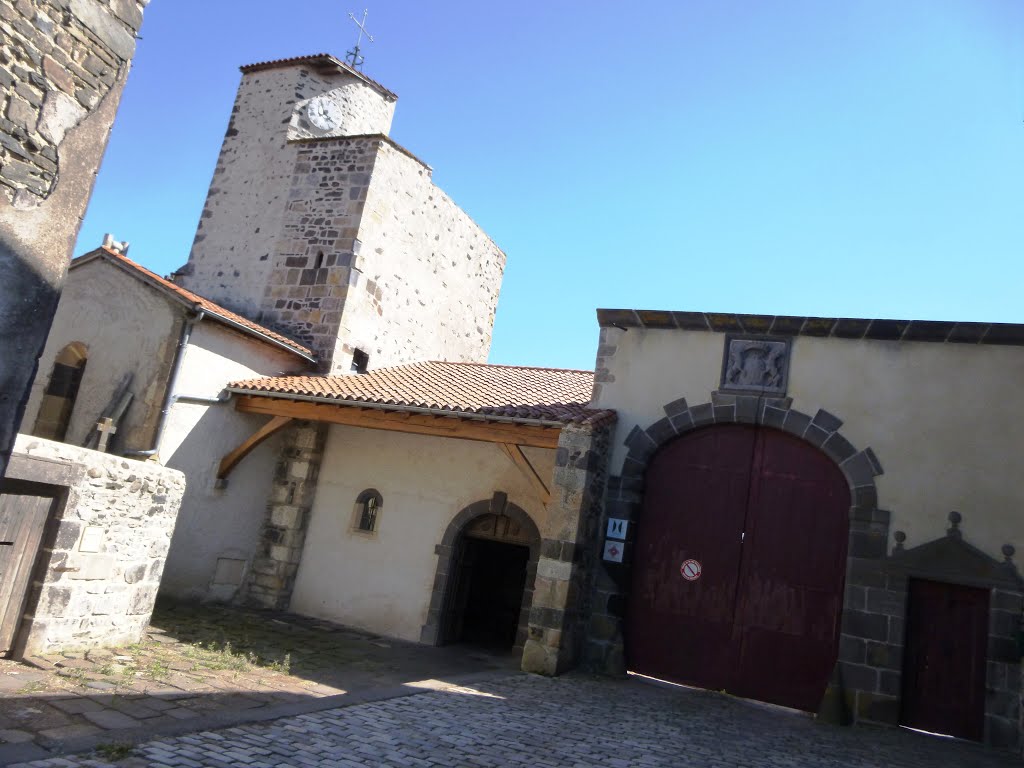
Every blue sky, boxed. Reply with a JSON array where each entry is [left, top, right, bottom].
[[78, 1, 1023, 371]]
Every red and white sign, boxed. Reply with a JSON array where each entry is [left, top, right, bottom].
[[603, 540, 625, 563], [680, 559, 702, 581]]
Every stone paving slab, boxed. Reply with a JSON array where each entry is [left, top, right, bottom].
[[6, 674, 1021, 768], [0, 600, 515, 761]]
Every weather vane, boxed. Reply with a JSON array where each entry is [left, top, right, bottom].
[[346, 8, 374, 70]]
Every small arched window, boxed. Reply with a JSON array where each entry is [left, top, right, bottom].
[[34, 342, 88, 442], [352, 489, 382, 535]]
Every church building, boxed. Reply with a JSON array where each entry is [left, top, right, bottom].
[[19, 52, 1024, 751]]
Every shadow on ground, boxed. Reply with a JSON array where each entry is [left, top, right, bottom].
[[0, 598, 518, 763]]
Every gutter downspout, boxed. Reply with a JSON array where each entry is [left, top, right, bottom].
[[124, 309, 205, 459]]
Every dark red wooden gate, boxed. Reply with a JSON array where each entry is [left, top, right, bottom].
[[626, 424, 850, 712], [900, 579, 988, 741]]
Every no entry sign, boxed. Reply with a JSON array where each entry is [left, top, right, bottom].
[[680, 559, 702, 581]]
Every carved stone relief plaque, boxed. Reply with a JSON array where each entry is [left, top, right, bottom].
[[720, 336, 791, 395]]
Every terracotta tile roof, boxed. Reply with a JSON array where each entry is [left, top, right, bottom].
[[229, 361, 615, 426], [239, 53, 398, 100], [73, 248, 315, 361]]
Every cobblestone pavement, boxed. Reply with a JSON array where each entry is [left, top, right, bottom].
[[9, 674, 1021, 768], [0, 600, 512, 754]]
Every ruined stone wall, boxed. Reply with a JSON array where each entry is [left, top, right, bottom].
[[10, 434, 184, 655], [177, 65, 394, 319], [0, 0, 146, 477], [261, 136, 505, 373]]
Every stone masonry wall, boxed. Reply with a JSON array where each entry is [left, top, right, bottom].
[[523, 418, 615, 676], [261, 136, 505, 373], [242, 420, 326, 610], [1, 0, 143, 200], [258, 136, 376, 368], [11, 434, 184, 656], [0, 0, 145, 478], [177, 64, 394, 319]]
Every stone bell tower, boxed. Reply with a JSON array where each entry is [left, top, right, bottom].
[[175, 54, 505, 374]]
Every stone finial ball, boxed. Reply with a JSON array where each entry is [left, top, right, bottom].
[[893, 531, 906, 544], [1002, 544, 1016, 558], [948, 511, 962, 525]]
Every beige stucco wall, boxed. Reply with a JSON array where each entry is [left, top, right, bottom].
[[22, 258, 180, 451], [159, 321, 310, 602], [289, 424, 554, 642], [595, 326, 1024, 558]]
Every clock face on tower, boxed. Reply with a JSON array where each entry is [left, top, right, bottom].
[[307, 96, 343, 131]]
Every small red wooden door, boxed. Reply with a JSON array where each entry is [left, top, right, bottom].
[[626, 424, 850, 712], [900, 579, 988, 741]]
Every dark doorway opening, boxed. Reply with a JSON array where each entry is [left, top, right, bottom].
[[452, 537, 530, 649]]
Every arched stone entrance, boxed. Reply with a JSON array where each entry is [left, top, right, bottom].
[[421, 495, 540, 652], [586, 395, 890, 723], [626, 423, 852, 712]]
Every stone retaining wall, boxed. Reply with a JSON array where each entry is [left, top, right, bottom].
[[9, 434, 184, 655]]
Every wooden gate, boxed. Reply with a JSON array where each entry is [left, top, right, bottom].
[[0, 483, 54, 654], [900, 579, 988, 741], [626, 424, 850, 712]]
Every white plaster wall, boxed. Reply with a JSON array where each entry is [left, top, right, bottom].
[[595, 326, 1024, 559], [289, 425, 554, 641], [179, 66, 395, 319], [343, 143, 506, 369], [158, 321, 310, 601], [23, 259, 179, 451]]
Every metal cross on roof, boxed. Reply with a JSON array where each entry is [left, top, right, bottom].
[[346, 8, 374, 70]]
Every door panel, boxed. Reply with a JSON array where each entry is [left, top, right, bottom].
[[731, 430, 850, 710], [627, 427, 754, 689], [0, 492, 53, 654], [901, 579, 988, 741], [627, 425, 850, 712]]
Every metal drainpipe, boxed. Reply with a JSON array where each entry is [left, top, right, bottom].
[[124, 309, 205, 459]]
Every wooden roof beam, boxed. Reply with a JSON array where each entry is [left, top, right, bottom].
[[233, 395, 563, 449], [499, 443, 551, 506], [217, 415, 293, 481]]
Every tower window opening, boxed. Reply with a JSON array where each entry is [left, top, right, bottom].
[[313, 251, 324, 270], [351, 349, 369, 374]]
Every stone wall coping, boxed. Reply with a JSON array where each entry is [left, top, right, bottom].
[[596, 309, 1024, 346], [288, 133, 432, 172]]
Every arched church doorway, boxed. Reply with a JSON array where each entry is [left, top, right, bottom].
[[626, 424, 851, 712], [427, 499, 540, 652]]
